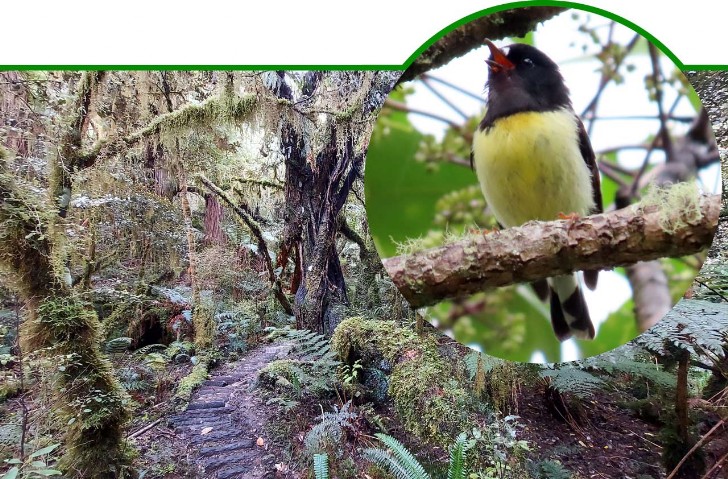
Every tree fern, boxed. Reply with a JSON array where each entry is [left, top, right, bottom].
[[539, 366, 605, 399], [588, 357, 676, 388], [313, 453, 329, 479], [635, 299, 728, 357], [363, 433, 430, 479]]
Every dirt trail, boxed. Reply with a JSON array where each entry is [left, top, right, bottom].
[[167, 341, 292, 479]]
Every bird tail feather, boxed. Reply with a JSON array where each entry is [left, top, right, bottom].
[[548, 274, 595, 341]]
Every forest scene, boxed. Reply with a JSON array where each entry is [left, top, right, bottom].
[[1, 6, 727, 479]]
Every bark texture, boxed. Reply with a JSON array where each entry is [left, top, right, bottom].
[[384, 194, 719, 308]]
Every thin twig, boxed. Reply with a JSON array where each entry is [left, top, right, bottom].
[[422, 74, 486, 102], [693, 278, 728, 303], [420, 77, 470, 120], [384, 99, 464, 131], [128, 419, 162, 439], [666, 418, 726, 479]]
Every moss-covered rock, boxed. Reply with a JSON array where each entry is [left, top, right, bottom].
[[331, 317, 476, 447], [257, 359, 300, 391], [257, 359, 335, 398], [174, 355, 211, 404]]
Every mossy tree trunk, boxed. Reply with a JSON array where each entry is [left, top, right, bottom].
[[1, 71, 132, 476], [0, 146, 130, 478], [203, 193, 225, 246]]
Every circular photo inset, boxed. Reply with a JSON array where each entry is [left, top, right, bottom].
[[365, 6, 720, 362]]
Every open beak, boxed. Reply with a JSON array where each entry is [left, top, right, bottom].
[[484, 39, 515, 72]]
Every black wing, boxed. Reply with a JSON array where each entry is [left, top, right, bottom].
[[577, 117, 602, 290], [576, 117, 603, 215]]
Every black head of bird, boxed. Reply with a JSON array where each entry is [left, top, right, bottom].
[[482, 39, 572, 124]]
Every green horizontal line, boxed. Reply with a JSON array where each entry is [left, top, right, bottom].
[[2, 1, 728, 73], [682, 65, 728, 71], [1, 64, 726, 71]]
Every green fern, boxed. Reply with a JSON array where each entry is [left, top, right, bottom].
[[539, 366, 604, 399], [304, 402, 357, 455], [588, 357, 676, 388], [537, 459, 572, 479], [363, 433, 431, 479], [463, 351, 502, 380], [104, 337, 132, 354], [635, 299, 728, 357], [447, 432, 469, 479], [313, 453, 329, 479]]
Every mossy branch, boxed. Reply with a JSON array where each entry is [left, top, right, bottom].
[[383, 191, 719, 309], [197, 174, 293, 315], [124, 93, 258, 144]]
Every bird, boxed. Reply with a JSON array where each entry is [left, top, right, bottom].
[[471, 39, 603, 341]]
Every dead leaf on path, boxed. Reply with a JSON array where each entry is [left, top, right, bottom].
[[256, 437, 265, 447], [201, 427, 213, 435]]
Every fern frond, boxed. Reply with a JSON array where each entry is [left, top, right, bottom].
[[104, 337, 132, 354], [538, 459, 572, 479], [539, 367, 604, 398], [447, 433, 469, 479], [373, 433, 430, 479], [635, 299, 728, 357], [363, 448, 420, 479], [464, 351, 501, 380], [313, 453, 329, 479], [134, 343, 167, 355], [590, 357, 676, 388]]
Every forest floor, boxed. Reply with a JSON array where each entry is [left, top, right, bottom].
[[133, 341, 298, 479], [516, 387, 666, 478]]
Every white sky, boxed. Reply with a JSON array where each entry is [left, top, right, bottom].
[[2, 1, 728, 65], [403, 12, 720, 361]]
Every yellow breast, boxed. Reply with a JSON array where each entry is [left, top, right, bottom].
[[471, 108, 595, 227]]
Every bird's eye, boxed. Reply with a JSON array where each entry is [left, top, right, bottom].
[[523, 58, 534, 67]]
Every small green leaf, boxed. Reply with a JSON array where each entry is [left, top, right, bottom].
[[29, 443, 60, 458], [1, 466, 19, 479]]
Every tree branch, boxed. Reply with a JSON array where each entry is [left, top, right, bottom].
[[398, 6, 565, 84], [382, 193, 719, 308]]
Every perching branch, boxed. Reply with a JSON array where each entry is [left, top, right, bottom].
[[383, 193, 719, 308], [398, 6, 565, 84]]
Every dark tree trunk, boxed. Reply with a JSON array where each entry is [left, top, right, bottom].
[[203, 193, 225, 246], [274, 72, 360, 333]]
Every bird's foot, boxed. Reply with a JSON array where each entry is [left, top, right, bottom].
[[557, 212, 581, 221], [469, 227, 499, 235]]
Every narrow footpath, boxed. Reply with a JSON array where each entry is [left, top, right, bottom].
[[167, 341, 292, 479]]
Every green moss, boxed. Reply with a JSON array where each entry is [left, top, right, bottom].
[[129, 93, 258, 143], [257, 359, 300, 390], [175, 356, 210, 404], [192, 298, 215, 349], [331, 317, 475, 447], [0, 155, 57, 301], [23, 296, 132, 478], [332, 316, 436, 365]]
